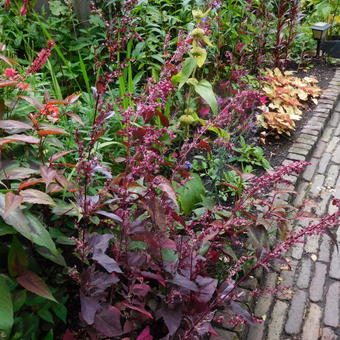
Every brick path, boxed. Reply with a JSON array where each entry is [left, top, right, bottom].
[[246, 80, 340, 339]]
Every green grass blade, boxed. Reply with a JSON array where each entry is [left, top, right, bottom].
[[78, 52, 91, 94], [47, 60, 63, 100]]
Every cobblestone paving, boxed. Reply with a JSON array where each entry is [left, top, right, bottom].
[[247, 75, 340, 340]]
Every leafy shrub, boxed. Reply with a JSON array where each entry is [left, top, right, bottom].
[[231, 136, 271, 169]]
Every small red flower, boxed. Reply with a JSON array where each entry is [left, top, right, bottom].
[[3, 68, 18, 78], [40, 104, 59, 117], [199, 106, 210, 118], [19, 0, 28, 16], [4, 0, 11, 9], [26, 40, 55, 74], [260, 96, 269, 104], [16, 82, 29, 91]]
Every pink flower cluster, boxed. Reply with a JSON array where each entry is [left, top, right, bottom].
[[3, 0, 29, 16], [26, 40, 55, 75]]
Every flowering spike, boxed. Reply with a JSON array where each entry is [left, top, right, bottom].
[[26, 40, 55, 75], [20, 0, 29, 16]]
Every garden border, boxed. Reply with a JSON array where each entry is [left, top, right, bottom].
[[213, 67, 340, 340]]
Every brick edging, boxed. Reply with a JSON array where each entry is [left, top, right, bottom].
[[284, 67, 340, 187], [238, 67, 340, 340]]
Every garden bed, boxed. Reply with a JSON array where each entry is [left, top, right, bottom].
[[264, 59, 338, 168], [0, 1, 340, 340]]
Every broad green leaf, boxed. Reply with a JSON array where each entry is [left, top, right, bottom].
[[161, 249, 178, 263], [51, 302, 67, 323], [176, 173, 205, 215], [25, 213, 65, 266], [192, 47, 207, 67], [0, 222, 15, 236], [8, 236, 28, 277], [0, 194, 64, 265], [0, 275, 14, 336], [207, 126, 230, 142], [13, 289, 27, 312], [38, 307, 54, 323], [192, 80, 218, 115], [172, 58, 197, 89], [17, 272, 57, 303]]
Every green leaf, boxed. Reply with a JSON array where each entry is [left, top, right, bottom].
[[0, 275, 14, 336], [0, 221, 15, 236], [172, 58, 197, 89], [161, 248, 178, 262], [207, 126, 230, 142], [192, 80, 218, 115], [43, 329, 54, 340], [51, 302, 67, 323], [195, 52, 206, 67], [13, 289, 26, 312], [0, 194, 65, 266], [38, 307, 54, 323], [8, 236, 28, 277], [176, 173, 205, 215]]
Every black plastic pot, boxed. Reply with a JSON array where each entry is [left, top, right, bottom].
[[321, 36, 340, 58]]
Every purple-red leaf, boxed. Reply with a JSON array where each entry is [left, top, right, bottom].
[[62, 329, 77, 340], [230, 301, 255, 326], [80, 290, 100, 325], [17, 271, 57, 302], [94, 305, 122, 337], [97, 210, 123, 223], [0, 54, 18, 66], [19, 95, 44, 110], [87, 234, 122, 273], [0, 80, 18, 88], [66, 112, 84, 126], [18, 178, 45, 190], [80, 266, 119, 295], [154, 176, 178, 208], [136, 326, 153, 340], [195, 276, 218, 303], [37, 127, 67, 136], [0, 120, 32, 133], [4, 192, 23, 218], [49, 150, 74, 163], [0, 134, 40, 146], [130, 283, 151, 298], [168, 273, 198, 292], [122, 302, 153, 319], [160, 306, 182, 336], [65, 92, 81, 104], [20, 189, 55, 206], [39, 166, 57, 187], [4, 167, 38, 180], [141, 271, 166, 287]]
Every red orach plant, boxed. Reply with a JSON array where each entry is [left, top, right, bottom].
[[65, 10, 339, 339]]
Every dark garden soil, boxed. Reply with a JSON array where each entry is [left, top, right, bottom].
[[263, 58, 338, 169]]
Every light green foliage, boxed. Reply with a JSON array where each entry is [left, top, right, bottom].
[[232, 136, 271, 169], [176, 173, 206, 215]]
